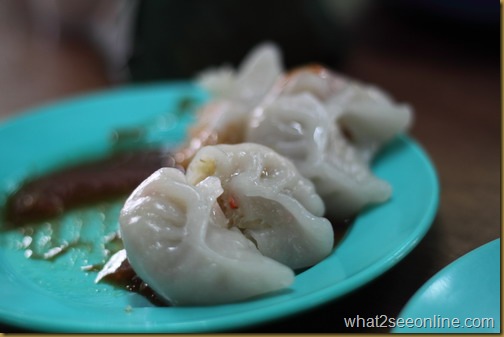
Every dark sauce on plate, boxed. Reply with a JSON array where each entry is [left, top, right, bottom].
[[5, 149, 179, 225], [96, 253, 168, 307]]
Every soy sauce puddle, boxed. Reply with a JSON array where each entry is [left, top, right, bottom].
[[1, 197, 169, 306], [92, 250, 168, 307], [4, 149, 178, 226]]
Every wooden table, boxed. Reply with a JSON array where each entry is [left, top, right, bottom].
[[0, 2, 499, 333]]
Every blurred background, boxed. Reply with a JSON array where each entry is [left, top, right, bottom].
[[0, 0, 500, 333], [0, 0, 498, 117]]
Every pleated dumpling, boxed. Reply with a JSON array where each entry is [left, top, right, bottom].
[[119, 143, 334, 305], [176, 43, 282, 167], [247, 66, 412, 218], [119, 168, 294, 306], [279, 65, 413, 161], [197, 42, 283, 103], [186, 143, 334, 270]]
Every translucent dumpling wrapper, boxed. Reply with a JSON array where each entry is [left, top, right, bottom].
[[197, 42, 283, 103], [175, 43, 283, 167], [324, 82, 412, 161], [277, 65, 413, 161], [186, 143, 334, 270], [247, 66, 413, 218], [119, 167, 295, 306]]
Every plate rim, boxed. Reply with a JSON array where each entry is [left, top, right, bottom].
[[392, 238, 500, 333]]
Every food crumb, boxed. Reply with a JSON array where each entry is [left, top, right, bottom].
[[124, 305, 133, 313]]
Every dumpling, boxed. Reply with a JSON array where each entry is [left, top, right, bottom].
[[186, 143, 334, 269], [324, 84, 412, 162], [119, 143, 333, 305], [247, 65, 412, 218], [274, 65, 412, 160], [247, 93, 390, 219], [198, 42, 283, 103], [175, 43, 283, 167], [119, 167, 294, 306]]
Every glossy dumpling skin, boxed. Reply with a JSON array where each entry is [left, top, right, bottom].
[[175, 43, 282, 167], [119, 168, 294, 306], [198, 42, 283, 103], [247, 66, 413, 218], [186, 143, 334, 270], [279, 65, 413, 161]]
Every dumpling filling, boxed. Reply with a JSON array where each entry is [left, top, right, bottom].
[[186, 143, 333, 270]]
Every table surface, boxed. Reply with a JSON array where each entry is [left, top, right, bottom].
[[0, 2, 500, 333]]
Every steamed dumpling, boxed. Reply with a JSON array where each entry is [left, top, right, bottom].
[[247, 66, 412, 218], [247, 93, 391, 218], [119, 167, 294, 306], [175, 43, 282, 167], [198, 42, 283, 103], [186, 143, 334, 269], [120, 143, 333, 305], [278, 65, 413, 161]]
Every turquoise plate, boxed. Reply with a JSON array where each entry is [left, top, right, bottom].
[[393, 239, 500, 333], [0, 83, 439, 332]]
